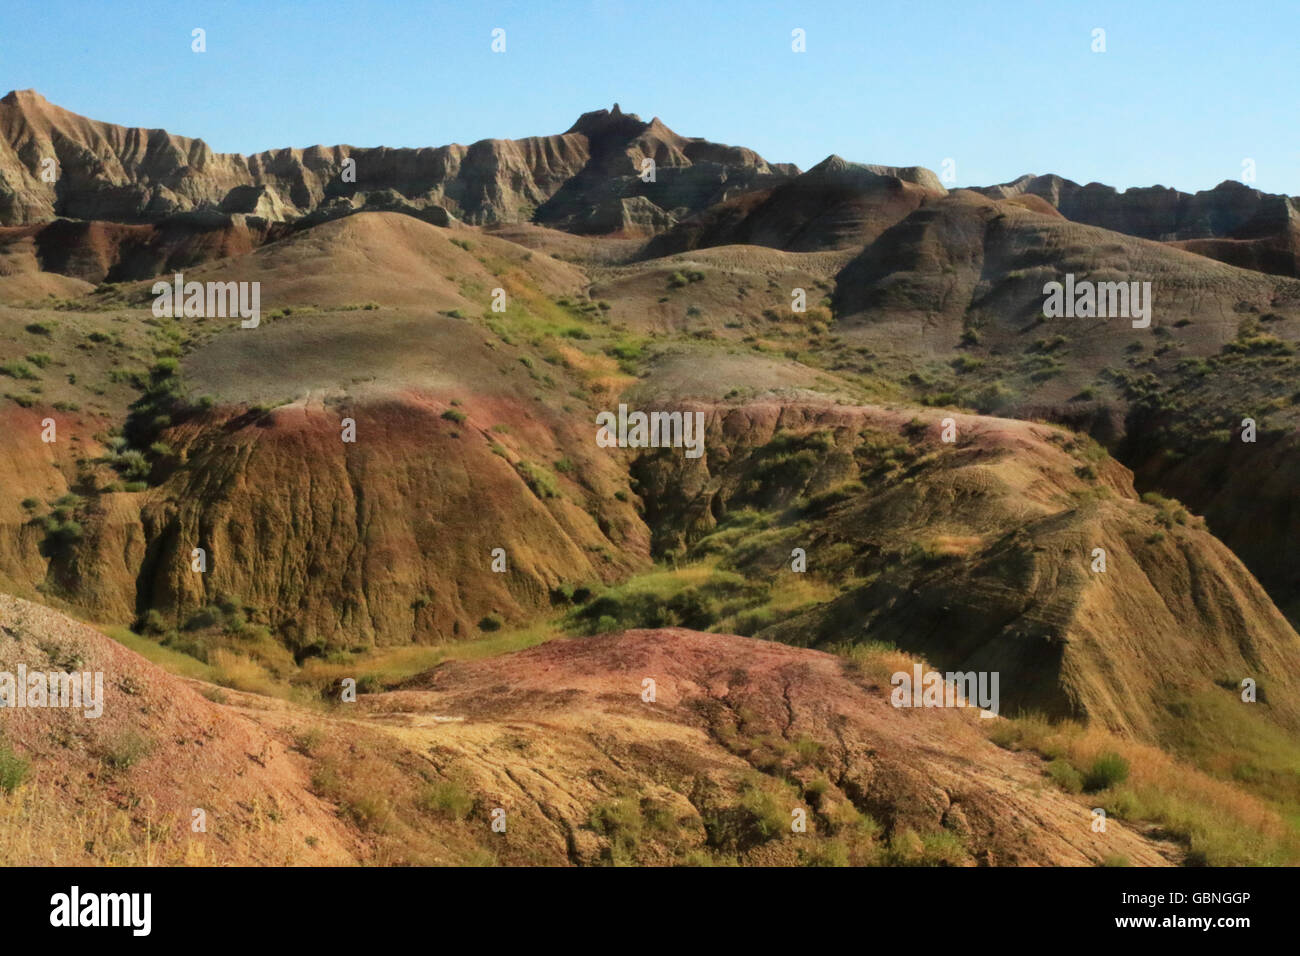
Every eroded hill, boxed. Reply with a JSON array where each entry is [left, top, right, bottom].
[[625, 402, 1300, 741], [0, 595, 1193, 866]]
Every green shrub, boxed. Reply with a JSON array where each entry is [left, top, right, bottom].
[[574, 583, 724, 633], [731, 607, 776, 636], [294, 728, 325, 756], [589, 797, 643, 848], [0, 741, 29, 793], [704, 782, 789, 850], [919, 830, 970, 866], [1140, 491, 1189, 528], [800, 839, 850, 867], [514, 460, 559, 499], [739, 785, 788, 841], [1046, 758, 1084, 793], [0, 361, 38, 380], [102, 730, 151, 770], [183, 606, 221, 631], [42, 517, 83, 545], [1084, 752, 1130, 792], [344, 794, 392, 831], [419, 780, 474, 820], [108, 448, 151, 481]]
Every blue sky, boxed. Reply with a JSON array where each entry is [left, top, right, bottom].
[[2, 0, 1295, 194]]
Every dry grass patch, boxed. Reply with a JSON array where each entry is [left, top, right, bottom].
[[989, 714, 1300, 865]]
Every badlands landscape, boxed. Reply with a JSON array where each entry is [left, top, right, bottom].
[[1, 90, 1299, 867]]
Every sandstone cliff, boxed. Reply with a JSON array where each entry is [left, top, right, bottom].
[[0, 92, 793, 231]]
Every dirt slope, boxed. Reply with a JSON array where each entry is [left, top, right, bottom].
[[179, 211, 585, 310], [367, 627, 1177, 866], [0, 594, 356, 864], [0, 595, 1184, 866], [127, 394, 645, 648], [0, 213, 274, 285]]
